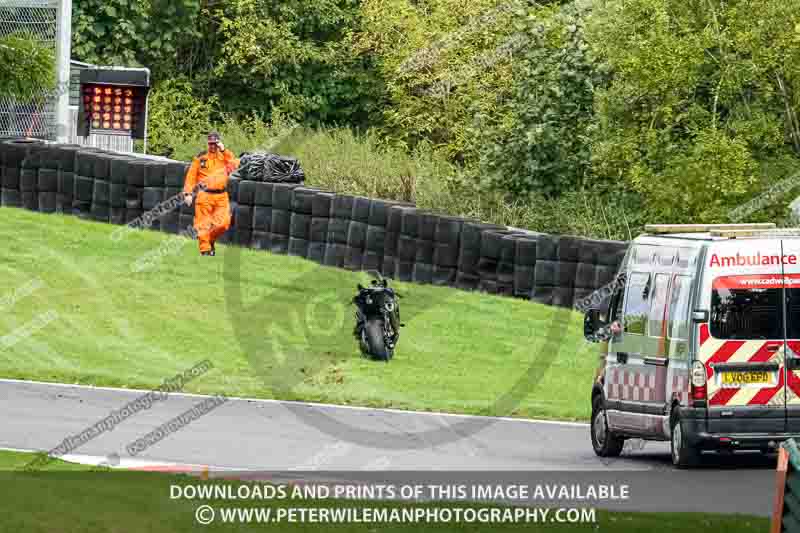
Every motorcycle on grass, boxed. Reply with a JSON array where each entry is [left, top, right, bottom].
[[352, 273, 402, 361]]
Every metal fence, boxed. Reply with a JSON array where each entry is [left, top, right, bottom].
[[0, 0, 61, 139]]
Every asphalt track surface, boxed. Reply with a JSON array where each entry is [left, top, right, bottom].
[[0, 379, 776, 516]]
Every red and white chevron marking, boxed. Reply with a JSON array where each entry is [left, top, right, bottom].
[[698, 324, 800, 406]]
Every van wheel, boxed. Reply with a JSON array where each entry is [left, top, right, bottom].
[[670, 411, 701, 468], [591, 396, 624, 457]]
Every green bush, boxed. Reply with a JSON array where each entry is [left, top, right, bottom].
[[145, 78, 219, 158]]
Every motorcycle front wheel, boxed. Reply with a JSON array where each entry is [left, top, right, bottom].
[[364, 319, 393, 361]]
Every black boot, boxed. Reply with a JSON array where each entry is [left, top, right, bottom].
[[210, 241, 216, 256]]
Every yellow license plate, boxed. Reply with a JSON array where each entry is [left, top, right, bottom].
[[721, 371, 771, 387]]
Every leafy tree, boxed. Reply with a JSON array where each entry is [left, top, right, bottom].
[[353, 0, 527, 161], [211, 0, 382, 125], [0, 33, 56, 99], [474, 0, 603, 196], [587, 0, 800, 223], [71, 0, 202, 79]]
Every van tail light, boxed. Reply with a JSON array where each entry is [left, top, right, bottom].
[[691, 384, 707, 401], [691, 360, 707, 404]]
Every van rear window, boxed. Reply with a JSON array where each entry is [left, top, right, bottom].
[[711, 274, 800, 339], [710, 287, 783, 339]]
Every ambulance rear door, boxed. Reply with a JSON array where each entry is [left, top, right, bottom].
[[701, 239, 787, 435], [778, 238, 800, 433]]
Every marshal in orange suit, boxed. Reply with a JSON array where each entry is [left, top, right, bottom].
[[182, 132, 239, 256]]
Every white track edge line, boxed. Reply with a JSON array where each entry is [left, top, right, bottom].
[[0, 378, 588, 427]]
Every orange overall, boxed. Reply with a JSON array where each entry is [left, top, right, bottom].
[[183, 149, 239, 253]]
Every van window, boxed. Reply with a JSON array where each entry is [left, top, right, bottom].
[[668, 275, 692, 340], [710, 275, 800, 340], [711, 286, 782, 340], [633, 246, 657, 266], [648, 274, 670, 337], [623, 272, 650, 335]]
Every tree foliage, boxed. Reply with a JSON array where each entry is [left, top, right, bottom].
[[212, 0, 381, 125], [0, 33, 56, 99], [353, 0, 527, 161], [588, 0, 800, 223], [69, 0, 800, 229], [71, 0, 201, 77], [475, 0, 603, 196]]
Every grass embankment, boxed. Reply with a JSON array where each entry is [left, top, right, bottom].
[[0, 450, 768, 533], [0, 207, 597, 421]]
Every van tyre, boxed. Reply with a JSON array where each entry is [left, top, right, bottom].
[[591, 396, 624, 457], [670, 410, 701, 468]]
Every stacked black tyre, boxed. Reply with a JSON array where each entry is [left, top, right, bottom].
[[233, 179, 255, 248], [477, 229, 522, 294], [35, 145, 62, 214], [271, 183, 298, 255], [57, 145, 82, 215], [307, 191, 332, 262], [573, 238, 629, 310], [124, 158, 146, 224], [324, 194, 353, 268], [251, 180, 272, 249], [395, 208, 421, 282], [0, 139, 37, 208], [142, 161, 168, 230], [345, 196, 371, 271], [456, 222, 504, 291], [532, 235, 603, 308], [74, 150, 99, 219], [513, 235, 542, 299], [90, 152, 112, 223], [432, 216, 465, 286], [289, 187, 317, 258], [363, 199, 396, 274], [161, 161, 186, 233], [382, 205, 413, 279], [20, 143, 50, 212], [412, 212, 439, 284], [108, 156, 131, 225], [532, 234, 560, 306]]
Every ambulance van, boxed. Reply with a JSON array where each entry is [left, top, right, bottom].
[[584, 223, 800, 467]]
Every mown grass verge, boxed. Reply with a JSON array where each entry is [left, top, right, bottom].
[[0, 207, 598, 421]]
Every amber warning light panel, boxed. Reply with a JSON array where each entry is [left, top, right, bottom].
[[77, 67, 150, 139]]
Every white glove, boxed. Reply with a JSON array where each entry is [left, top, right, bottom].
[[183, 193, 193, 206], [217, 142, 225, 152]]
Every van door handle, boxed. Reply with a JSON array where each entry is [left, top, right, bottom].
[[617, 352, 629, 364], [787, 358, 800, 371], [644, 356, 668, 367]]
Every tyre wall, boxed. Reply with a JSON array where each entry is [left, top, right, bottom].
[[0, 139, 630, 310]]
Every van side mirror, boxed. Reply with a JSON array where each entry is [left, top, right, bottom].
[[584, 309, 602, 342], [691, 310, 708, 323]]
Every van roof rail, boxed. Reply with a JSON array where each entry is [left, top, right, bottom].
[[645, 223, 776, 234], [709, 228, 800, 238]]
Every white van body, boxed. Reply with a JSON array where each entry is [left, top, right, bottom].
[[589, 226, 800, 467]]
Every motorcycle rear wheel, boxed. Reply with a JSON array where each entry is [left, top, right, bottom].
[[364, 319, 393, 361]]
